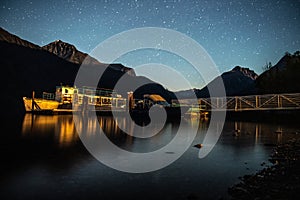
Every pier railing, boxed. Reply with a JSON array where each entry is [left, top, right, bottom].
[[179, 93, 300, 112]]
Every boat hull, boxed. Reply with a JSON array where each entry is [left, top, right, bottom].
[[23, 97, 61, 112]]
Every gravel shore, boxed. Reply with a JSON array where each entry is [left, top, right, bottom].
[[228, 138, 300, 200]]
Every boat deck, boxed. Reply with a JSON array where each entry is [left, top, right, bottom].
[[28, 109, 127, 115]]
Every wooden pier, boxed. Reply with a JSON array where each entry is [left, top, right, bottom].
[[180, 93, 300, 112]]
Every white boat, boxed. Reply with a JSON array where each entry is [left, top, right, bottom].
[[23, 85, 127, 114]]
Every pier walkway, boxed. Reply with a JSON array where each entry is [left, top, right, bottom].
[[179, 93, 300, 112]]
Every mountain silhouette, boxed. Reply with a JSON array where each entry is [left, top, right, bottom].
[[175, 51, 300, 99], [256, 51, 300, 94], [0, 27, 40, 49], [175, 66, 258, 98], [42, 39, 97, 65], [42, 39, 134, 77]]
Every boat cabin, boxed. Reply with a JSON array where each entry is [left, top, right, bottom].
[[55, 86, 76, 103], [143, 94, 170, 108], [54, 85, 126, 108]]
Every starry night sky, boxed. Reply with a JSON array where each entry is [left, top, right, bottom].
[[0, 0, 299, 90]]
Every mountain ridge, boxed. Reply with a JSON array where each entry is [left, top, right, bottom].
[[42, 39, 101, 65], [0, 27, 41, 49], [0, 27, 135, 76], [175, 66, 259, 98], [228, 66, 258, 80], [256, 51, 300, 94]]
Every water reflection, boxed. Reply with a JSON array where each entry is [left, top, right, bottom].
[[11, 114, 300, 200], [22, 114, 78, 147], [221, 120, 300, 147], [22, 114, 300, 150], [22, 114, 135, 148], [22, 114, 176, 152]]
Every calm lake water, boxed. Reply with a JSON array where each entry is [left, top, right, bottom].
[[1, 114, 300, 200]]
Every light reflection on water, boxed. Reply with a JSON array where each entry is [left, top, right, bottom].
[[22, 114, 79, 147], [22, 114, 296, 149], [5, 114, 300, 200]]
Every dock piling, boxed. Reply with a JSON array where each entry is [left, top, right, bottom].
[[31, 91, 35, 112]]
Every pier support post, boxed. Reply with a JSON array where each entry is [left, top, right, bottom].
[[235, 96, 238, 111], [127, 91, 134, 112], [255, 95, 259, 108], [277, 95, 282, 108], [31, 91, 35, 112]]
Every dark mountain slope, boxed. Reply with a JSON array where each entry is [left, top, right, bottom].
[[0, 27, 40, 49], [42, 40, 135, 76], [256, 51, 300, 94], [42, 40, 97, 65], [175, 66, 258, 98]]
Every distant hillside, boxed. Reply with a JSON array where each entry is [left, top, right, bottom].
[[176, 52, 300, 99], [0, 27, 135, 76], [256, 51, 300, 94], [0, 27, 40, 49], [176, 66, 258, 98], [42, 39, 93, 65], [42, 40, 135, 76]]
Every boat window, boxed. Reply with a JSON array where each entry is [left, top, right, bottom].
[[102, 98, 112, 104], [65, 89, 68, 94]]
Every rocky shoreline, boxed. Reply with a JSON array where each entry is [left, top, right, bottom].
[[228, 138, 300, 200]]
